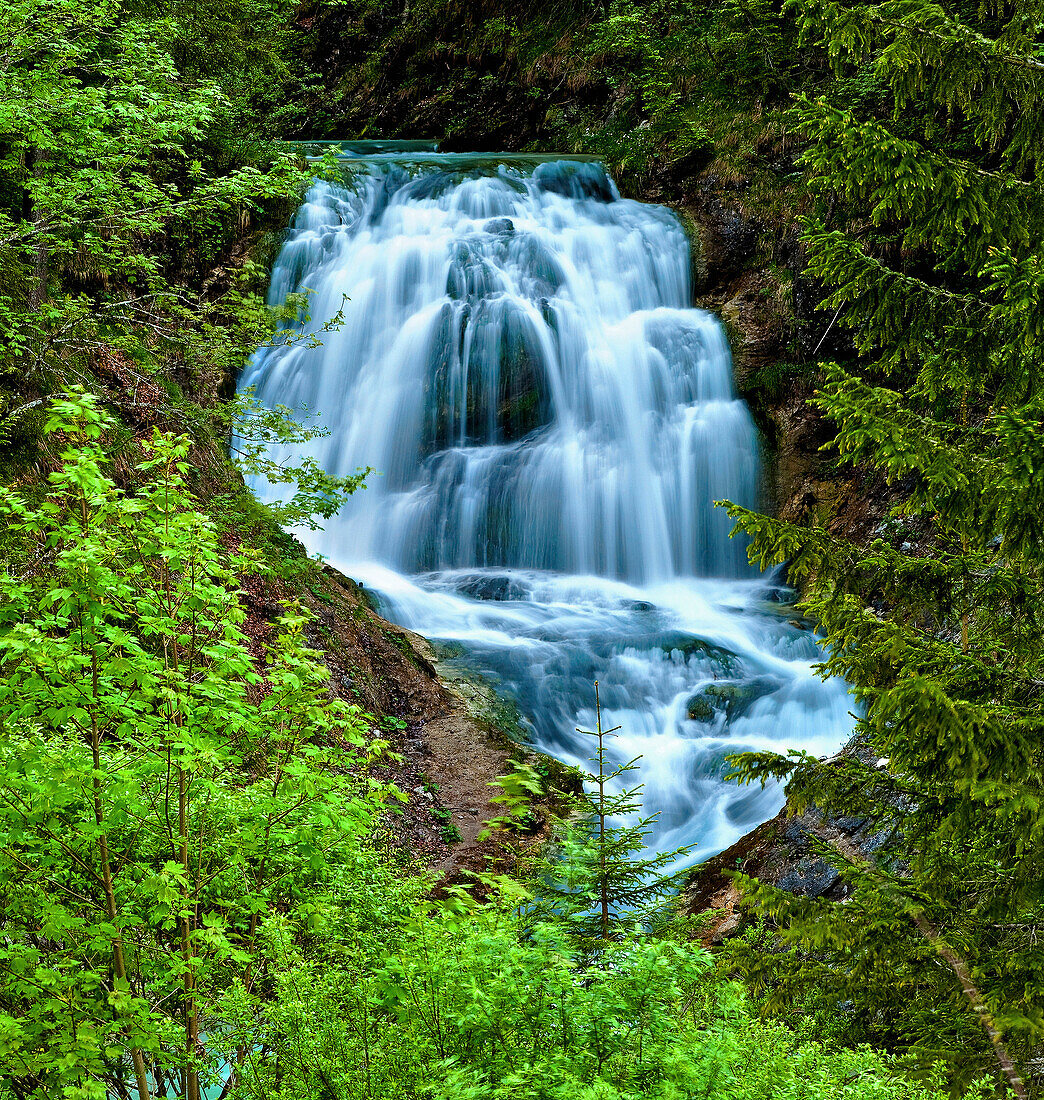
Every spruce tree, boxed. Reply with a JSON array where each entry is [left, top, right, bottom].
[[535, 682, 691, 944], [719, 0, 1044, 1090]]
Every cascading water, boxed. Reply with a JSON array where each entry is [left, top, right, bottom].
[[240, 149, 853, 868]]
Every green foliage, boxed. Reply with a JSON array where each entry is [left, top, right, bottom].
[[587, 0, 792, 114], [586, 2, 680, 118], [229, 389, 372, 531], [0, 0, 316, 418], [716, 0, 1044, 1088], [705, 0, 789, 86], [478, 761, 545, 841], [530, 683, 692, 945], [0, 392, 394, 1099], [0, 393, 985, 1100], [432, 805, 462, 845], [228, 881, 980, 1100], [5, 0, 1040, 1092]]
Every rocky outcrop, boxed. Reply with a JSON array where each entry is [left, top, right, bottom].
[[666, 169, 899, 546], [684, 739, 904, 942], [685, 803, 888, 942]]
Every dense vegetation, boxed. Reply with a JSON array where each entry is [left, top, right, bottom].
[[0, 398, 944, 1098], [723, 0, 1044, 1094], [1, 0, 1043, 1096]]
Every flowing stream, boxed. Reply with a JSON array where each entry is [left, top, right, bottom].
[[240, 147, 853, 868]]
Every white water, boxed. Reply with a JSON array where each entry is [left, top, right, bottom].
[[239, 153, 853, 867]]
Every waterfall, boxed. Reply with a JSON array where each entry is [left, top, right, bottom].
[[240, 151, 852, 865]]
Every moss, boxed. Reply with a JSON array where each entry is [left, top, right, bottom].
[[686, 696, 716, 722], [675, 208, 709, 295], [0, 403, 49, 483], [691, 677, 780, 721], [746, 358, 822, 406], [533, 754, 585, 800], [380, 625, 430, 672], [497, 386, 542, 440], [159, 376, 186, 403]]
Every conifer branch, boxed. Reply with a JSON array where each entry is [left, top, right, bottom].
[[827, 834, 1028, 1099]]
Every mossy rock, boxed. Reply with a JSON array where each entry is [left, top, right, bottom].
[[689, 676, 781, 722], [659, 633, 739, 674], [435, 657, 534, 746], [534, 755, 585, 801], [686, 696, 717, 722], [496, 387, 541, 440], [674, 207, 709, 295], [358, 585, 384, 615]]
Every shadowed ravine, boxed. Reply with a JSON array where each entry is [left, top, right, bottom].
[[239, 147, 853, 869]]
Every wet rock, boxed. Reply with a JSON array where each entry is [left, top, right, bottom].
[[446, 242, 498, 300], [685, 739, 911, 942], [693, 676, 780, 720], [776, 854, 841, 897], [658, 633, 740, 672], [511, 235, 565, 298], [424, 298, 551, 448], [686, 696, 716, 722], [454, 573, 528, 602], [680, 192, 760, 290], [763, 584, 798, 604], [496, 387, 542, 442], [488, 301, 551, 442], [533, 160, 615, 203]]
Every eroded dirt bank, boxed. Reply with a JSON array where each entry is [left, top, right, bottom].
[[238, 552, 576, 879]]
